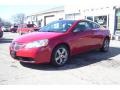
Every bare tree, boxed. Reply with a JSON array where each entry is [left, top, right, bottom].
[[12, 13, 25, 24], [0, 17, 12, 27], [4, 21, 12, 27], [0, 18, 4, 27]]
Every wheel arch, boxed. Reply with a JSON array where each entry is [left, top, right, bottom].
[[101, 36, 110, 47], [105, 36, 110, 41], [50, 43, 71, 66], [100, 35, 110, 52], [52, 43, 71, 55]]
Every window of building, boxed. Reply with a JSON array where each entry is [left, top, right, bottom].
[[94, 15, 107, 28], [115, 9, 120, 31], [86, 16, 93, 21], [116, 16, 120, 30], [65, 13, 80, 20]]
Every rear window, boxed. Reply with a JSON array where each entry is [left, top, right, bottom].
[[93, 23, 100, 29], [89, 21, 100, 29]]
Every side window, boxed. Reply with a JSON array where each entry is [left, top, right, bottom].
[[92, 23, 100, 29], [74, 21, 91, 31], [88, 22, 94, 29]]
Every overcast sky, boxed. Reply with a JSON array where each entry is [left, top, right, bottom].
[[0, 0, 120, 22], [0, 5, 60, 21]]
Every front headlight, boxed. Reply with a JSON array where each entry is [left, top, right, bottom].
[[25, 39, 48, 48]]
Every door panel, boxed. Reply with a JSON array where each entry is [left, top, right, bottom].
[[70, 30, 94, 55], [70, 21, 98, 55], [92, 29, 105, 47]]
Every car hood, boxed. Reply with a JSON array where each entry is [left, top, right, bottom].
[[14, 32, 63, 43]]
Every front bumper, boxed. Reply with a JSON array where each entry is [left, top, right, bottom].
[[10, 46, 51, 64]]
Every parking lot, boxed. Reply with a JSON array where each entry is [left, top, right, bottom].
[[0, 32, 120, 84]]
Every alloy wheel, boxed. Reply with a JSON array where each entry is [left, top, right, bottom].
[[103, 39, 109, 51], [54, 47, 68, 66]]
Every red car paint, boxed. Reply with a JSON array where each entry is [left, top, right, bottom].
[[17, 24, 39, 35], [10, 20, 110, 65], [10, 25, 18, 33]]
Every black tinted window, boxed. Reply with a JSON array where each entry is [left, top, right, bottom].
[[75, 21, 91, 31], [92, 22, 100, 29]]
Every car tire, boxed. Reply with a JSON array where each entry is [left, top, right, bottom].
[[51, 45, 69, 66], [100, 38, 110, 52]]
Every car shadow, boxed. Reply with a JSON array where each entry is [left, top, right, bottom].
[[0, 38, 13, 43], [20, 47, 120, 71]]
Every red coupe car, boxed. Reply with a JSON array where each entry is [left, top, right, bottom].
[[10, 25, 18, 33], [10, 20, 110, 66], [17, 24, 39, 35]]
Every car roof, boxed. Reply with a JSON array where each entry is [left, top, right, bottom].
[[57, 19, 95, 22], [56, 20, 76, 22], [79, 19, 100, 25], [54, 19, 100, 26]]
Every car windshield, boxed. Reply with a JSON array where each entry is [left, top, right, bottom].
[[40, 20, 75, 32]]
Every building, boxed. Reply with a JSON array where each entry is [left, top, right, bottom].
[[81, 6, 115, 37], [25, 5, 120, 40], [65, 4, 120, 40], [64, 5, 81, 20], [25, 6, 64, 27], [114, 6, 120, 35]]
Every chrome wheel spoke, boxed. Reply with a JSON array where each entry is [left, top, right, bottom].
[[57, 49, 62, 55], [61, 48, 66, 54], [62, 54, 67, 59], [56, 56, 60, 61], [56, 58, 62, 64], [59, 58, 63, 64], [104, 40, 109, 49], [102, 39, 109, 52]]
